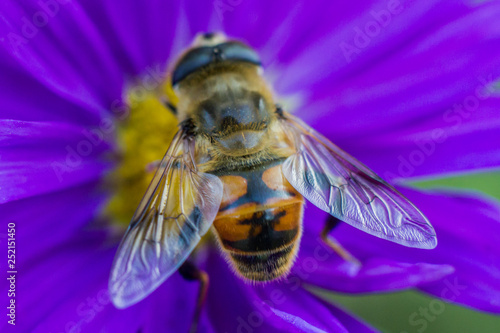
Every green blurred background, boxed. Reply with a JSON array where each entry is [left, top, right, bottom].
[[318, 171, 500, 333]]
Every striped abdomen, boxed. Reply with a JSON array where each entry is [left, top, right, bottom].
[[212, 161, 304, 281]]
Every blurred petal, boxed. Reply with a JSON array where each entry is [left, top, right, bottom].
[[0, 55, 103, 125], [314, 297, 379, 333], [337, 97, 500, 180], [0, 229, 199, 333], [0, 119, 113, 203], [0, 182, 105, 266], [298, 1, 500, 138], [78, 0, 182, 76], [0, 119, 112, 148], [0, 150, 110, 203], [294, 1, 500, 179], [264, 288, 348, 333], [124, 272, 210, 333], [1, 1, 122, 118]]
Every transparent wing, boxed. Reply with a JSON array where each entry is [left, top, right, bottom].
[[279, 112, 437, 249], [109, 130, 223, 308]]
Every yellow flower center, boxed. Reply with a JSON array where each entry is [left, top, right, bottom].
[[104, 81, 178, 227]]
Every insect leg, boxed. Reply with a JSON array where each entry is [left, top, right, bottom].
[[321, 216, 360, 265], [179, 261, 209, 333]]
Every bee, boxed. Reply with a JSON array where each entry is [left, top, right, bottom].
[[109, 32, 437, 320]]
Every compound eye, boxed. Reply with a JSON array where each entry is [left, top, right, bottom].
[[172, 36, 262, 86], [172, 48, 213, 86], [219, 42, 261, 67]]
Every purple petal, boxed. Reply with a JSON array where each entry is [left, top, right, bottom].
[[1, 1, 124, 119], [204, 249, 352, 332], [0, 182, 105, 267], [319, 188, 500, 313], [293, 225, 453, 293], [0, 118, 113, 204], [1, 230, 112, 333], [256, 285, 348, 333], [0, 119, 113, 149], [77, 0, 182, 76], [0, 150, 111, 203], [0, 55, 104, 126], [334, 98, 500, 180], [296, 1, 500, 137], [0, 229, 201, 333], [0, 0, 190, 126], [314, 297, 380, 333], [278, 0, 500, 178]]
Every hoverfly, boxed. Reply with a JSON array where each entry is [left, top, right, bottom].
[[109, 32, 437, 319]]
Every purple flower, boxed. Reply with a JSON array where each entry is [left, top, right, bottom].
[[1, 0, 500, 332]]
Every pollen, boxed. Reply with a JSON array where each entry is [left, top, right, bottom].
[[104, 84, 178, 227]]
